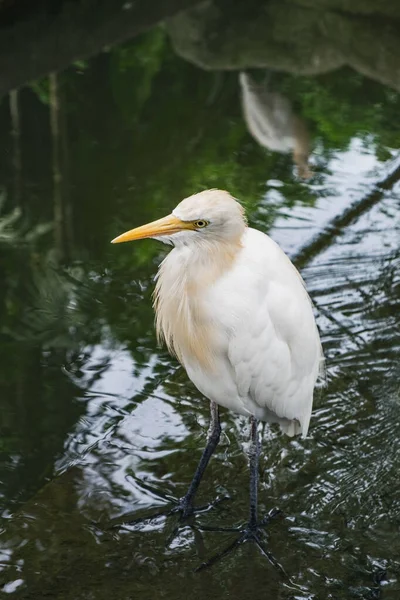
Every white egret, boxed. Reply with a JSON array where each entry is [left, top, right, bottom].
[[111, 189, 323, 566]]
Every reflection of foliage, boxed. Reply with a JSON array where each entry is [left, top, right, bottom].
[[5, 264, 86, 347], [0, 191, 52, 244], [276, 67, 400, 154], [110, 27, 167, 124], [30, 77, 51, 105], [72, 59, 88, 72], [30, 61, 89, 105], [0, 187, 21, 242]]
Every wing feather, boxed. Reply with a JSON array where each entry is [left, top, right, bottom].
[[225, 228, 322, 437]]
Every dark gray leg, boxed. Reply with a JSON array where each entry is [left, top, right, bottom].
[[195, 415, 286, 576], [180, 400, 221, 516], [248, 415, 260, 529]]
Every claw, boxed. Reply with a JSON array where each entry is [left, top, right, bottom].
[[195, 535, 243, 572], [194, 510, 286, 575], [253, 535, 288, 577]]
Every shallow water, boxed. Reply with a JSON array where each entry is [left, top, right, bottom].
[[0, 2, 399, 598]]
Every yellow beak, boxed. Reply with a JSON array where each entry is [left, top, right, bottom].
[[111, 214, 195, 244]]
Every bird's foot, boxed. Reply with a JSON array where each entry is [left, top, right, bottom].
[[108, 489, 230, 545], [194, 508, 287, 575], [171, 491, 229, 521]]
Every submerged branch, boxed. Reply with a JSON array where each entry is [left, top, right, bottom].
[[293, 157, 400, 269]]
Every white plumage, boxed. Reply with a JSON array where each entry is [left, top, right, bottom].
[[112, 189, 323, 439], [159, 226, 321, 438]]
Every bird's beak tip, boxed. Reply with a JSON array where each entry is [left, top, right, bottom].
[[110, 231, 139, 244], [110, 236, 122, 244]]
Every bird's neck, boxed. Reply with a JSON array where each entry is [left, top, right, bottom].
[[153, 237, 242, 369]]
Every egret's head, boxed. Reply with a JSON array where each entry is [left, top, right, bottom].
[[111, 189, 247, 247]]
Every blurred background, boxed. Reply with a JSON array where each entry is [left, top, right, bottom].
[[0, 0, 399, 598]]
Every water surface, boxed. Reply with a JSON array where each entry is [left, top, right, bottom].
[[0, 2, 399, 598]]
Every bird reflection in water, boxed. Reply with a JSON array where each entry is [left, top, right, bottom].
[[111, 190, 323, 572], [239, 72, 312, 179]]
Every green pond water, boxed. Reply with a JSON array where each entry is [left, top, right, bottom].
[[0, 2, 399, 598]]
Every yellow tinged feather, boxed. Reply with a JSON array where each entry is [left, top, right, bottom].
[[153, 239, 242, 370]]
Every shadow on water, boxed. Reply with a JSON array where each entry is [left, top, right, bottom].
[[0, 0, 399, 598]]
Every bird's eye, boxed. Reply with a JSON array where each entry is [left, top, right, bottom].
[[194, 220, 209, 229]]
